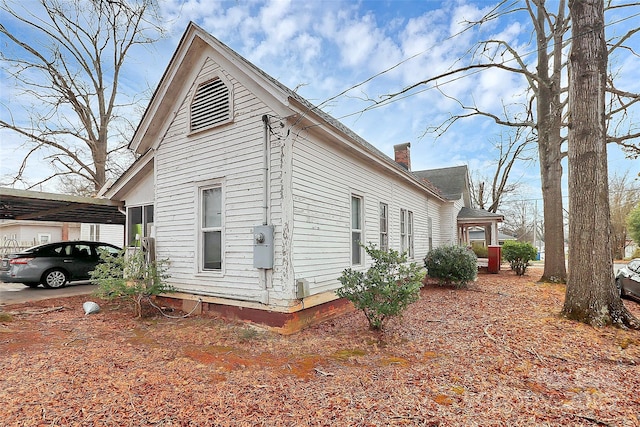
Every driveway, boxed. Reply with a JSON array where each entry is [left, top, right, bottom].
[[0, 281, 95, 306]]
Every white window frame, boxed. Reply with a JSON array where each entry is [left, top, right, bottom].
[[400, 208, 407, 254], [89, 224, 100, 242], [428, 217, 433, 251], [37, 233, 51, 244], [400, 209, 414, 258], [380, 202, 388, 252], [408, 210, 414, 259], [126, 204, 154, 248], [189, 73, 233, 134], [199, 182, 224, 273], [351, 194, 364, 265]]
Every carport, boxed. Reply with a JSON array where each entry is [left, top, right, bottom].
[[0, 187, 124, 225], [0, 187, 125, 305]]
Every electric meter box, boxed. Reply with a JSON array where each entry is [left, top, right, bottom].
[[253, 225, 274, 269]]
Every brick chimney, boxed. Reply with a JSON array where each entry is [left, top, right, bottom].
[[394, 142, 411, 171]]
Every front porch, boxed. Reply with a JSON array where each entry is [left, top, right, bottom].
[[457, 207, 505, 247]]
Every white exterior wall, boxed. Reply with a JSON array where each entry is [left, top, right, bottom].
[[151, 57, 286, 305], [439, 198, 463, 246], [0, 222, 63, 247], [80, 224, 124, 247], [290, 133, 448, 296], [125, 171, 154, 207]]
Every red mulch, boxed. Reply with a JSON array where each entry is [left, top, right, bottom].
[[1, 268, 639, 426]]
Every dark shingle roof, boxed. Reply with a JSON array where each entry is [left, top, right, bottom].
[[457, 207, 504, 221], [413, 165, 469, 201]]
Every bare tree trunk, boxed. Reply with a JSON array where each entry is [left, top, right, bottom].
[[563, 0, 638, 328], [536, 1, 568, 283]]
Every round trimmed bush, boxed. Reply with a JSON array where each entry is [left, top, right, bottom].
[[501, 240, 537, 276], [424, 245, 477, 288]]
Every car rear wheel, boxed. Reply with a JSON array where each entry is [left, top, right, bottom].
[[22, 282, 40, 288], [615, 278, 623, 297], [41, 269, 68, 288]]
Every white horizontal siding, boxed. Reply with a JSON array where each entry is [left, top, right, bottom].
[[151, 57, 284, 303], [291, 134, 449, 296]]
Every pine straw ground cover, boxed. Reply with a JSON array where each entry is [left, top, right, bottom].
[[1, 268, 639, 427]]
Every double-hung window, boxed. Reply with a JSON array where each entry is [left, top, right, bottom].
[[407, 211, 414, 258], [400, 209, 414, 258], [380, 202, 388, 251], [400, 209, 407, 254], [427, 217, 433, 251], [201, 186, 223, 271], [89, 224, 100, 242], [351, 195, 363, 265]]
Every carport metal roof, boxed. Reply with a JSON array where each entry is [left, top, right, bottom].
[[0, 187, 125, 225]]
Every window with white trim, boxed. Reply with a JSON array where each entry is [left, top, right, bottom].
[[351, 195, 363, 265], [201, 186, 223, 270], [400, 208, 414, 257], [127, 205, 154, 248], [380, 202, 388, 252], [400, 209, 406, 254], [190, 77, 232, 132], [428, 217, 433, 251], [408, 211, 414, 259], [89, 224, 100, 241], [38, 233, 51, 244]]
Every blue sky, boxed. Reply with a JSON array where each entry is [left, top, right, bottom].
[[1, 0, 639, 203]]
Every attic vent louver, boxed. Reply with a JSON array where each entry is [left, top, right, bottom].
[[190, 78, 231, 132]]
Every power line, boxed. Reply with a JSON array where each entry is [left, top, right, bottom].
[[315, 4, 640, 120]]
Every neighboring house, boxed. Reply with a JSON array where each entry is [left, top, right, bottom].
[[625, 240, 638, 259], [0, 220, 79, 251], [104, 23, 501, 333], [0, 220, 123, 253], [468, 229, 517, 247]]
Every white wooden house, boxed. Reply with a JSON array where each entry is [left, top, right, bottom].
[[104, 23, 500, 332]]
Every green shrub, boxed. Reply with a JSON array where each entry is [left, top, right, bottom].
[[424, 245, 477, 288], [631, 247, 640, 259], [501, 241, 537, 276], [336, 244, 423, 331], [91, 249, 174, 317], [471, 242, 488, 258]]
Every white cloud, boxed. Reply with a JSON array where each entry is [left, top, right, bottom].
[[3, 0, 638, 191]]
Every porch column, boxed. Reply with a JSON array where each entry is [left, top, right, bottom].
[[491, 221, 499, 245]]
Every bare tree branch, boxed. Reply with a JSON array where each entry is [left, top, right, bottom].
[[0, 0, 164, 193]]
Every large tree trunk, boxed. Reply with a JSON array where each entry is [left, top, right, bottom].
[[562, 0, 638, 328], [536, 2, 567, 283]]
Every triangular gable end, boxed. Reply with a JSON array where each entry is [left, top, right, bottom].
[[130, 22, 294, 155]]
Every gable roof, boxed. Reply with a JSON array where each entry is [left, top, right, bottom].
[[109, 22, 447, 203], [457, 206, 504, 222], [413, 165, 471, 205]]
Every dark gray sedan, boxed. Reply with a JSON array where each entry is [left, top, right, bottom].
[[616, 258, 640, 301], [0, 241, 121, 288]]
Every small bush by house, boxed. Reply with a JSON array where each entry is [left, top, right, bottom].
[[424, 245, 477, 288], [337, 244, 423, 331]]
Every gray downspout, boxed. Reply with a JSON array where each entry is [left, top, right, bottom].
[[262, 114, 270, 225], [261, 114, 271, 304]]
